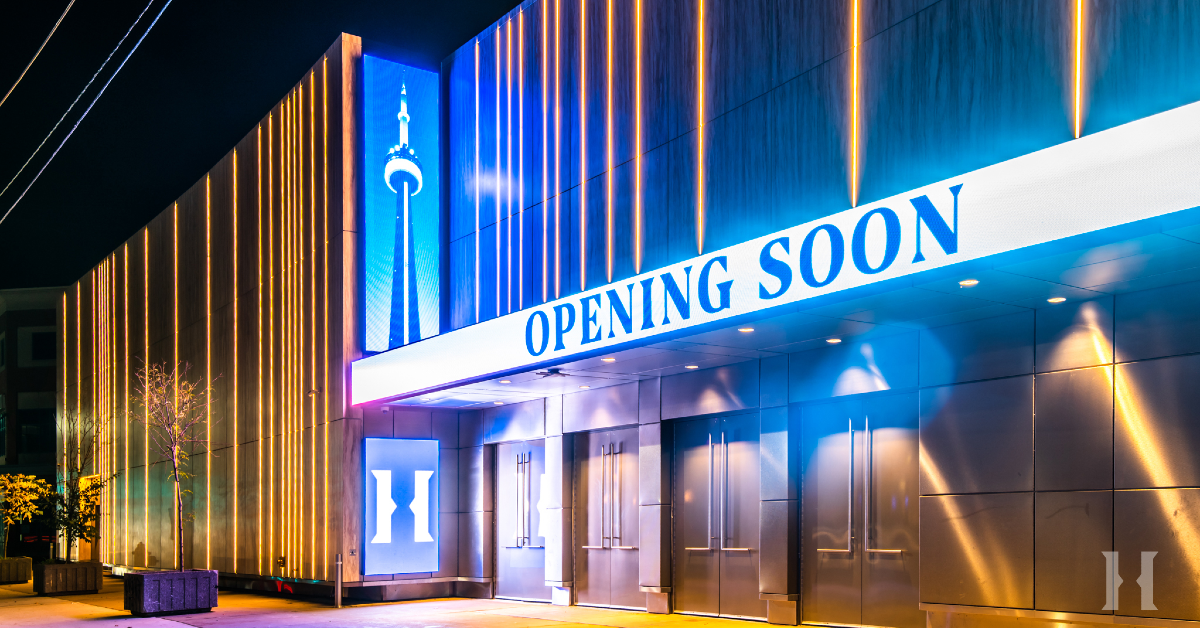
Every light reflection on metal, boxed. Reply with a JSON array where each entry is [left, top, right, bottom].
[[233, 148, 239, 572], [206, 173, 212, 569], [257, 122, 264, 575], [143, 229, 148, 566], [322, 54, 330, 579]]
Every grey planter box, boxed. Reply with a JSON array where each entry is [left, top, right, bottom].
[[33, 561, 103, 594], [0, 557, 32, 584], [124, 570, 218, 616]]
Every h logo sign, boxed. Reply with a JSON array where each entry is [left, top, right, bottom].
[[1102, 551, 1157, 611], [364, 438, 439, 575]]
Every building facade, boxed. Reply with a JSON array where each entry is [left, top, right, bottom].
[[61, 2, 1200, 627]]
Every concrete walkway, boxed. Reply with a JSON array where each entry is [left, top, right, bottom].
[[0, 578, 758, 627]]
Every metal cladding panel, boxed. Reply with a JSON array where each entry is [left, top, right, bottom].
[[919, 376, 1034, 495], [638, 503, 671, 588], [1034, 491, 1112, 614], [638, 421, 671, 506], [457, 511, 493, 578], [789, 332, 918, 403], [435, 514, 460, 578], [563, 382, 639, 433], [458, 445, 493, 513], [760, 405, 796, 501], [662, 360, 760, 420], [392, 409, 434, 439], [1115, 281, 1200, 362], [546, 395, 564, 437], [1035, 298, 1115, 373], [919, 492, 1033, 608], [759, 499, 798, 595], [542, 435, 572, 509], [1115, 355, 1200, 488], [542, 506, 572, 584], [1114, 488, 1200, 621], [760, 354, 789, 409], [432, 410, 459, 446], [920, 311, 1035, 387], [485, 398, 546, 443], [458, 411, 484, 448], [639, 378, 662, 424], [1035, 367, 1114, 491]]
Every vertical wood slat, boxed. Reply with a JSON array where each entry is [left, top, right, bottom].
[[54, 36, 354, 581]]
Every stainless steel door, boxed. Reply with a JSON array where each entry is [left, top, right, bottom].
[[673, 413, 768, 620], [496, 440, 550, 601], [574, 427, 642, 609], [801, 394, 921, 628]]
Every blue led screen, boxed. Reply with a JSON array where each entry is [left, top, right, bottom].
[[363, 55, 440, 352], [363, 438, 440, 575]]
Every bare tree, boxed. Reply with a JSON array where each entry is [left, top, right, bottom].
[[133, 362, 215, 572]]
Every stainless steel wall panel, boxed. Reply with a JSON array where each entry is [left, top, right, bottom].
[[543, 435, 572, 509], [458, 445, 493, 513], [919, 377, 1034, 495], [639, 422, 671, 505], [433, 410, 459, 446], [543, 506, 572, 585], [1115, 281, 1200, 362], [392, 409, 433, 439], [790, 333, 918, 403], [485, 399, 546, 444], [760, 405, 797, 501], [434, 514, 459, 578], [546, 394, 564, 437], [760, 354, 789, 409], [563, 382, 640, 433], [920, 311, 1034, 387], [1035, 297, 1114, 373], [639, 378, 661, 424], [638, 503, 671, 588], [458, 510, 493, 578], [1034, 491, 1112, 613], [459, 411, 484, 448], [1114, 488, 1200, 620], [1115, 355, 1200, 489], [662, 360, 760, 420], [919, 492, 1033, 608], [759, 499, 798, 595], [1035, 367, 1114, 491], [364, 407, 393, 437], [439, 448, 459, 513]]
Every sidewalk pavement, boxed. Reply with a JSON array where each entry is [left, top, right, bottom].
[[0, 577, 749, 627]]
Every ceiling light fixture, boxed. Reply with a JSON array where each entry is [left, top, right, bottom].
[[1047, 297, 1067, 304], [493, 401, 503, 405], [826, 338, 842, 344], [579, 385, 591, 389], [601, 357, 616, 362], [499, 380, 511, 384], [738, 327, 754, 333], [685, 365, 699, 369], [959, 279, 979, 287]]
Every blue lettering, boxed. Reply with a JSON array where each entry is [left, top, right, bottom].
[[553, 302, 576, 351], [661, 267, 693, 325], [581, 294, 603, 344], [699, 256, 732, 314], [911, 183, 962, 262], [799, 224, 844, 288], [525, 310, 550, 356], [851, 207, 901, 275], [639, 277, 655, 330], [607, 284, 635, 338], [758, 237, 791, 299]]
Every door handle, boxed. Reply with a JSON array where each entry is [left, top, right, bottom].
[[721, 431, 753, 552], [863, 417, 903, 555], [612, 441, 620, 547], [506, 453, 524, 548], [686, 433, 716, 551], [817, 420, 854, 553]]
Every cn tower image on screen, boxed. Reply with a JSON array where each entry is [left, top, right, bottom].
[[385, 82, 424, 346]]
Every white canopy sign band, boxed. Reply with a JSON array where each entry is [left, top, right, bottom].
[[353, 100, 1200, 404]]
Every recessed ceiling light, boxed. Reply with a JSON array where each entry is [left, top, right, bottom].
[[685, 365, 699, 369], [826, 338, 842, 344], [959, 279, 979, 287], [738, 327, 754, 333], [493, 401, 503, 405], [499, 380, 511, 384], [601, 357, 616, 362], [1047, 297, 1067, 304], [421, 397, 434, 402], [579, 385, 591, 389]]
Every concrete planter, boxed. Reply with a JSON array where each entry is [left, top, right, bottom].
[[124, 570, 218, 616], [0, 557, 32, 584], [33, 561, 103, 594]]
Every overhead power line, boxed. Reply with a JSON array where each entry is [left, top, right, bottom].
[[0, 0, 77, 110], [0, 0, 172, 227]]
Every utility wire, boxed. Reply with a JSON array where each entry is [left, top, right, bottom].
[[0, 0, 161, 216], [0, 0, 77, 110]]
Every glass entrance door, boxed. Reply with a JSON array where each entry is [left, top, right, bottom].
[[801, 393, 922, 628], [673, 412, 768, 620]]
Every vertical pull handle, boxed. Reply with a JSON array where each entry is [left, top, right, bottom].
[[816, 420, 854, 553], [864, 417, 903, 555], [686, 434, 715, 552], [515, 453, 523, 547], [603, 444, 610, 547], [525, 452, 533, 545], [721, 430, 752, 552]]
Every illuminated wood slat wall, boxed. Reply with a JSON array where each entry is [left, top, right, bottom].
[[56, 35, 363, 581]]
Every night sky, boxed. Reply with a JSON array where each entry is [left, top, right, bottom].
[[0, 0, 513, 289]]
